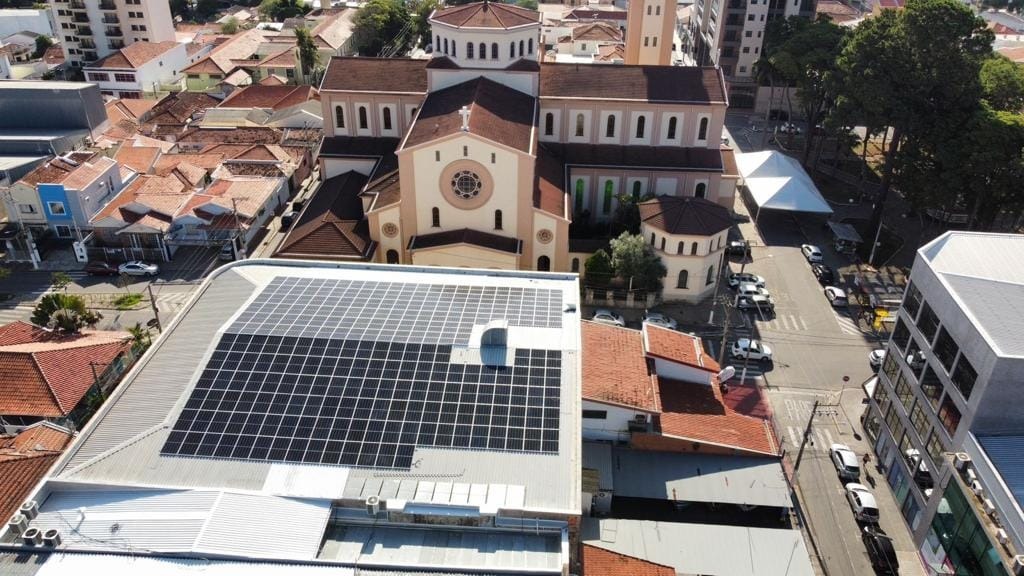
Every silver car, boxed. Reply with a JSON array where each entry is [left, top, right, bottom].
[[118, 261, 159, 277], [591, 309, 625, 327], [643, 311, 677, 330]]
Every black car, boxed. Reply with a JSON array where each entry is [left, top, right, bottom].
[[862, 525, 899, 574], [84, 261, 119, 276], [726, 241, 750, 258], [812, 263, 835, 285]]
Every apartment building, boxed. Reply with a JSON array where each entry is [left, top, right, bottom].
[[82, 41, 189, 98], [863, 232, 1024, 574], [48, 0, 173, 68]]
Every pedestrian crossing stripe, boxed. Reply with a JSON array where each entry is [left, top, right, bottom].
[[756, 313, 808, 332], [785, 425, 835, 451], [833, 311, 862, 336]]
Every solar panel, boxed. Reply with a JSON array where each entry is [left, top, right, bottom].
[[161, 277, 563, 469]]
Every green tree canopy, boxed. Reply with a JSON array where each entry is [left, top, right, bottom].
[[516, 0, 539, 9], [980, 55, 1024, 112], [584, 249, 613, 283], [352, 0, 411, 57], [220, 16, 239, 34], [294, 26, 320, 80], [259, 0, 308, 22], [409, 0, 441, 47], [33, 35, 53, 58], [31, 293, 101, 335], [609, 232, 667, 291]]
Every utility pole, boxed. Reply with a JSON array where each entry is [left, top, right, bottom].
[[147, 284, 162, 333], [230, 197, 246, 259], [793, 400, 819, 475], [717, 240, 750, 366]]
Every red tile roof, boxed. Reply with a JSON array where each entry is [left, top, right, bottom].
[[0, 423, 73, 458], [643, 324, 720, 372], [321, 57, 428, 93], [409, 228, 523, 255], [540, 63, 726, 103], [581, 545, 675, 576], [0, 322, 132, 418], [431, 2, 539, 29], [275, 171, 373, 260], [114, 145, 161, 174], [19, 152, 99, 187], [93, 41, 180, 69], [218, 84, 317, 110], [581, 322, 660, 412], [638, 196, 733, 236], [0, 453, 59, 524], [533, 145, 567, 217], [572, 22, 622, 42]]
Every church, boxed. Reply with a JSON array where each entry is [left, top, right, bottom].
[[279, 0, 737, 296]]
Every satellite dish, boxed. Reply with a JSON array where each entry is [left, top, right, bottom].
[[718, 366, 736, 382]]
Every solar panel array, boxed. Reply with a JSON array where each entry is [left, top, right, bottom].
[[162, 276, 565, 469]]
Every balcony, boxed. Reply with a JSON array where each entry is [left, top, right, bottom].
[[79, 38, 96, 49], [76, 27, 92, 36], [106, 27, 123, 37], [69, 0, 86, 9], [99, 0, 117, 9], [83, 51, 98, 62], [73, 13, 89, 22], [102, 14, 119, 24], [108, 40, 125, 49]]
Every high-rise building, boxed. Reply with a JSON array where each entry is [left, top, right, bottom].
[[625, 0, 675, 65], [47, 0, 174, 68]]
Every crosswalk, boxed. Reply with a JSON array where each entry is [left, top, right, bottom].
[[705, 334, 771, 379], [785, 425, 836, 452], [757, 312, 808, 333], [833, 310, 862, 336]]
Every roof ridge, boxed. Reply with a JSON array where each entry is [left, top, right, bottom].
[[28, 350, 72, 415]]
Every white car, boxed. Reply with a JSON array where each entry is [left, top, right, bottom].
[[643, 311, 678, 330], [118, 261, 159, 277], [824, 286, 848, 307], [736, 294, 775, 312], [591, 309, 625, 327], [728, 272, 766, 288], [737, 283, 771, 299], [801, 244, 823, 263], [845, 483, 880, 523], [869, 349, 886, 370], [830, 444, 861, 480], [730, 338, 772, 363]]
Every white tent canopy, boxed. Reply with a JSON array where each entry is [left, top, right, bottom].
[[735, 151, 833, 215]]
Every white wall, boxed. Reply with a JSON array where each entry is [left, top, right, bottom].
[[0, 9, 53, 38], [652, 357, 713, 385], [322, 157, 378, 179], [581, 400, 648, 441], [430, 21, 539, 70]]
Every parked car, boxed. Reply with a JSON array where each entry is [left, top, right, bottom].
[[830, 444, 861, 481], [824, 286, 848, 307], [862, 525, 899, 575], [218, 243, 235, 261], [869, 349, 886, 370], [726, 240, 751, 258], [643, 311, 677, 330], [591, 309, 625, 327], [736, 294, 775, 313], [845, 483, 880, 523], [280, 210, 298, 230], [801, 244, 823, 263], [84, 261, 119, 276], [811, 263, 835, 285], [779, 122, 802, 135], [118, 261, 159, 277], [730, 338, 773, 363], [737, 283, 772, 299], [728, 272, 766, 288]]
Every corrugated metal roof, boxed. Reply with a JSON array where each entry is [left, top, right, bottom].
[[581, 518, 814, 576], [598, 448, 791, 508], [195, 492, 330, 560], [977, 435, 1024, 510]]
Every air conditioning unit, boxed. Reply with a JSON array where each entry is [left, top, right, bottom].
[[19, 500, 39, 520], [1012, 555, 1024, 576], [41, 529, 61, 547], [966, 468, 978, 483], [633, 415, 646, 423], [996, 529, 1009, 545], [971, 480, 985, 498], [21, 527, 42, 546], [365, 495, 380, 517], [983, 498, 996, 515], [7, 514, 28, 536], [954, 452, 971, 471]]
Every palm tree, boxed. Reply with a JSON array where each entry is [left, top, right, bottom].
[[127, 322, 151, 351], [294, 27, 320, 84]]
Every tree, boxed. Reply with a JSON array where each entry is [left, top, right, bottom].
[[259, 0, 307, 21], [517, 0, 539, 9], [410, 0, 441, 46], [980, 55, 1024, 112], [352, 0, 411, 57], [33, 35, 53, 58], [169, 0, 189, 19], [31, 293, 101, 334], [194, 0, 221, 20], [584, 249, 613, 284], [609, 232, 667, 291], [221, 16, 239, 34], [50, 271, 72, 292], [294, 27, 320, 82], [127, 322, 152, 351]]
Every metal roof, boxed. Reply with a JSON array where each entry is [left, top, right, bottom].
[[977, 434, 1024, 510], [581, 517, 814, 576], [583, 445, 792, 508]]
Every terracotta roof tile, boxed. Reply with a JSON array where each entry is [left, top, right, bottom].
[[177, 127, 283, 145], [114, 146, 161, 174], [0, 454, 59, 524], [638, 196, 733, 236], [93, 41, 180, 69], [582, 545, 675, 576], [219, 85, 317, 110], [643, 324, 720, 372], [255, 48, 296, 68], [0, 423, 73, 456], [363, 170, 401, 210], [655, 378, 779, 455], [572, 22, 622, 42], [275, 171, 373, 260], [431, 1, 539, 29], [533, 146, 566, 217], [567, 8, 628, 21], [721, 144, 739, 177], [581, 322, 660, 412], [404, 77, 535, 153], [19, 154, 96, 187], [321, 57, 428, 93], [540, 63, 726, 103], [408, 228, 522, 254]]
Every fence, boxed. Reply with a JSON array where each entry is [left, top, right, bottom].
[[582, 286, 659, 309], [86, 246, 166, 263]]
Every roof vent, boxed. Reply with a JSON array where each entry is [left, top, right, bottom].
[[1013, 555, 1024, 576], [7, 514, 28, 537], [983, 498, 996, 516], [954, 452, 971, 471], [41, 529, 61, 547], [366, 495, 380, 517], [996, 529, 1009, 545], [971, 481, 985, 498], [22, 527, 42, 547], [19, 500, 38, 520]]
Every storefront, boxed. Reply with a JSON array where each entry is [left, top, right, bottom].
[[919, 481, 1006, 576]]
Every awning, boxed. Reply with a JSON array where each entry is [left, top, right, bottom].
[[736, 151, 833, 215], [828, 221, 863, 243]]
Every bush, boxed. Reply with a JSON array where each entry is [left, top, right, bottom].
[[584, 249, 613, 284], [31, 293, 101, 334], [113, 293, 143, 310]]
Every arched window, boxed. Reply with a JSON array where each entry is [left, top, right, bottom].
[[677, 241, 684, 254], [656, 5, 661, 14], [650, 232, 656, 245], [602, 180, 614, 214], [695, 182, 707, 198], [510, 41, 515, 58], [652, 37, 657, 47], [479, 42, 486, 59], [698, 117, 709, 140], [386, 249, 399, 264], [647, 4, 652, 14], [635, 115, 646, 138], [605, 114, 616, 138], [358, 106, 368, 129], [528, 38, 533, 54], [677, 270, 688, 289], [667, 116, 677, 140], [519, 40, 524, 56], [574, 179, 585, 215], [494, 210, 502, 230], [334, 105, 345, 128], [690, 242, 698, 255], [431, 207, 440, 227], [435, 35, 440, 51], [544, 112, 554, 136], [467, 42, 474, 59], [575, 113, 585, 137], [382, 107, 392, 131], [452, 42, 456, 57], [632, 180, 642, 200], [660, 237, 666, 251], [444, 37, 448, 54], [706, 265, 715, 285], [571, 258, 580, 273], [491, 42, 498, 59], [537, 255, 550, 271]]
